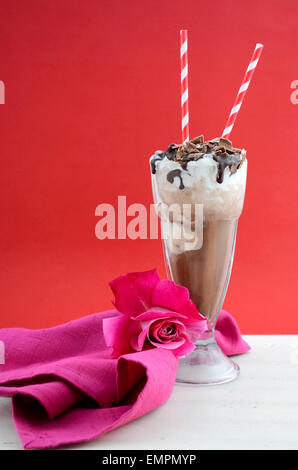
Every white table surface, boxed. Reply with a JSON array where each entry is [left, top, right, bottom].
[[1, 335, 298, 450]]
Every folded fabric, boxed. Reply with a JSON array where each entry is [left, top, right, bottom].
[[0, 309, 250, 450], [215, 309, 250, 356]]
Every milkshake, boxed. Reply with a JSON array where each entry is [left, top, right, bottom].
[[150, 135, 247, 324]]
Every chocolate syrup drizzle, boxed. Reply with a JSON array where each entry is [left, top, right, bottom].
[[150, 150, 165, 174], [166, 169, 185, 190], [150, 135, 245, 186], [212, 152, 242, 183]]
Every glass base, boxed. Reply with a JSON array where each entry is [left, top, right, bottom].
[[176, 339, 240, 386]]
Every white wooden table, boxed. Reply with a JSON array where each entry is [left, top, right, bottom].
[[1, 336, 298, 450]]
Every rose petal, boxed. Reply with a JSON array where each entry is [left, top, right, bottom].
[[134, 307, 187, 323], [173, 334, 196, 356], [150, 320, 179, 342], [150, 322, 164, 341], [152, 280, 204, 323], [131, 327, 149, 352], [110, 269, 160, 317], [141, 316, 185, 332], [149, 336, 186, 350], [103, 315, 141, 357]]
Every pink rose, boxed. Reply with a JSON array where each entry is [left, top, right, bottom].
[[103, 269, 207, 357]]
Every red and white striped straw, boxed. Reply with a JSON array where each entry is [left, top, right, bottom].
[[180, 30, 189, 143], [222, 43, 263, 139]]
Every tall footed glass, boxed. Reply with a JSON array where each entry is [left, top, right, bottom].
[[164, 217, 239, 385], [151, 142, 247, 385]]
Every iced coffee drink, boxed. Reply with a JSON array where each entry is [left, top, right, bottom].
[[150, 135, 247, 325]]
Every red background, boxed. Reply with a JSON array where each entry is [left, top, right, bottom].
[[1, 0, 297, 333]]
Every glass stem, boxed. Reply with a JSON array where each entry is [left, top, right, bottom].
[[194, 323, 216, 348]]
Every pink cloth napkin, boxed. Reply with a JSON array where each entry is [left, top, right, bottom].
[[0, 309, 250, 450]]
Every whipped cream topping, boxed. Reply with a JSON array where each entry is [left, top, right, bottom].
[[150, 135, 247, 253]]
